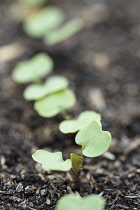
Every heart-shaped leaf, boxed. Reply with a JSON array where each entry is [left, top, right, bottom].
[[34, 89, 76, 118], [23, 76, 69, 100], [59, 111, 101, 134], [32, 150, 72, 171], [44, 18, 84, 45], [57, 194, 105, 210], [12, 53, 53, 83], [23, 7, 64, 38], [75, 121, 111, 157]]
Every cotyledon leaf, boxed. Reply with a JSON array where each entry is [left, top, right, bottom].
[[23, 7, 64, 38], [23, 76, 69, 100], [75, 120, 111, 157], [12, 53, 53, 83], [44, 18, 84, 45], [57, 194, 105, 210], [34, 89, 76, 118], [59, 111, 101, 133], [32, 150, 72, 171], [24, 84, 49, 100]]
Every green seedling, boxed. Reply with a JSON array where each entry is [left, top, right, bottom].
[[34, 89, 76, 118], [59, 111, 101, 134], [23, 6, 84, 44], [32, 120, 111, 181], [57, 194, 105, 210], [12, 52, 75, 118], [44, 18, 84, 45], [18, 0, 47, 7], [12, 53, 53, 83], [23, 76, 69, 100], [23, 7, 64, 38]]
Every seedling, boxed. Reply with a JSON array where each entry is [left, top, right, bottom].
[[34, 89, 76, 118], [23, 6, 84, 44], [44, 18, 84, 45], [12, 52, 75, 118], [23, 7, 64, 38], [18, 0, 47, 7], [56, 194, 105, 210], [32, 120, 111, 181], [12, 53, 53, 83], [59, 111, 101, 134], [23, 76, 69, 100]]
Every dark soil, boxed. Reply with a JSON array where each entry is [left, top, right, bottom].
[[0, 0, 140, 209]]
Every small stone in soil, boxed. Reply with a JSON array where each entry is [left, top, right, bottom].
[[46, 198, 51, 205], [35, 162, 43, 172], [25, 186, 35, 195], [16, 182, 23, 192], [88, 88, 106, 111]]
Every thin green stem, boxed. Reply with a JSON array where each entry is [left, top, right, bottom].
[[80, 151, 84, 158], [34, 78, 43, 85], [61, 110, 71, 120]]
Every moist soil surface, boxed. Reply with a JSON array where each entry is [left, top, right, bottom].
[[0, 0, 140, 209]]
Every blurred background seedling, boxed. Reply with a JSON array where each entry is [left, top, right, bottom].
[[56, 194, 105, 210], [12, 53, 53, 83], [23, 7, 65, 38], [12, 52, 76, 119], [59, 111, 101, 134], [23, 6, 84, 45]]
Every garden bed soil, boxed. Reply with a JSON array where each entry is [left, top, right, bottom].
[[0, 0, 140, 209]]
